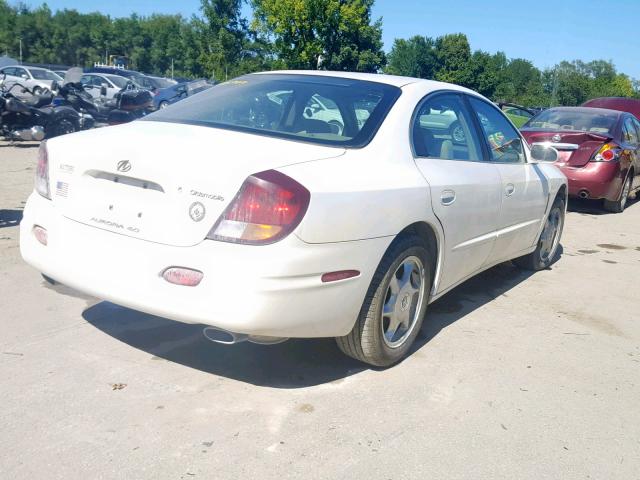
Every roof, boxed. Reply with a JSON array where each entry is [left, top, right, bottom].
[[582, 97, 640, 120], [251, 70, 481, 98], [253, 70, 423, 88]]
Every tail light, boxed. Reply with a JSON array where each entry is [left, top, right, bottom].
[[35, 141, 51, 199], [592, 143, 620, 162], [207, 170, 310, 245]]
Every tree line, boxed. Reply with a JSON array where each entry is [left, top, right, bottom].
[[1, 0, 638, 105]]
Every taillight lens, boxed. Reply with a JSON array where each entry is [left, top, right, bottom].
[[207, 170, 310, 245], [592, 143, 620, 162], [35, 141, 51, 199]]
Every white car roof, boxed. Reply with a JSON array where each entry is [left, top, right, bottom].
[[253, 70, 478, 95]]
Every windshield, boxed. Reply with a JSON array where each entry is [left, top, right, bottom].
[[523, 108, 619, 135], [149, 77, 175, 88], [29, 69, 61, 81], [144, 74, 401, 147], [104, 75, 128, 88]]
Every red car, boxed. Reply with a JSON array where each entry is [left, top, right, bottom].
[[582, 97, 640, 121], [521, 107, 640, 212]]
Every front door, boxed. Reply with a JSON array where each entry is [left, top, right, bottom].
[[467, 97, 548, 263]]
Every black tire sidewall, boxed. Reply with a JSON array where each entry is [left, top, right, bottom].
[[366, 241, 431, 365], [535, 196, 565, 269]]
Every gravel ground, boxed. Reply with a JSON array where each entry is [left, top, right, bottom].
[[1, 140, 639, 479]]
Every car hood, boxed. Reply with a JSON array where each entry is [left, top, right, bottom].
[[46, 121, 346, 246]]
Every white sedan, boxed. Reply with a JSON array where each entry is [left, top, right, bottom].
[[20, 71, 567, 367], [0, 65, 62, 95]]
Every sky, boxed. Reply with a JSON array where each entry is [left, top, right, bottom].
[[23, 0, 640, 79]]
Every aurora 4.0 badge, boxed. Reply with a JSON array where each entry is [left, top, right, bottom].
[[189, 202, 206, 222]]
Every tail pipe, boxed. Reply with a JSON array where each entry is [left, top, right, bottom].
[[578, 190, 589, 199], [202, 326, 288, 346]]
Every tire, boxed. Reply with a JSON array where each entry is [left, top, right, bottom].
[[159, 101, 170, 109], [328, 120, 344, 135], [604, 174, 632, 213], [450, 121, 466, 144], [514, 196, 565, 271], [336, 235, 431, 367], [32, 86, 42, 96]]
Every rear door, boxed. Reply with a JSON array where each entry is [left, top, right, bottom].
[[412, 92, 502, 293], [467, 96, 548, 263]]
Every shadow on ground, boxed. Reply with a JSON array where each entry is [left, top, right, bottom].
[[568, 194, 639, 215], [0, 209, 23, 229], [83, 257, 551, 388]]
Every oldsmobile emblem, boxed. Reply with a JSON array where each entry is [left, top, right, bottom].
[[189, 202, 206, 222], [117, 160, 132, 172], [551, 134, 561, 143]]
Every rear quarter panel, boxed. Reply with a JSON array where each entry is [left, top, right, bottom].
[[283, 82, 444, 245]]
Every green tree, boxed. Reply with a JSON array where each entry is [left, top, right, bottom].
[[433, 33, 471, 85], [386, 35, 436, 79], [251, 0, 385, 72]]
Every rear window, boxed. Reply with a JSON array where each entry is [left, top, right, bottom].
[[524, 109, 619, 135], [144, 74, 401, 148]]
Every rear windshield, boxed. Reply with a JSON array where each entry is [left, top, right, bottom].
[[523, 109, 619, 135], [144, 74, 401, 147]]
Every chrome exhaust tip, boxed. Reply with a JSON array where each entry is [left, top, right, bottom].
[[203, 326, 247, 345], [578, 190, 589, 199], [202, 327, 288, 346]]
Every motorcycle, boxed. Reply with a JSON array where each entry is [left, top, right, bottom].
[[0, 73, 81, 141], [54, 67, 153, 126]]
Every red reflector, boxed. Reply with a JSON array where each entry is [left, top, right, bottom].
[[321, 270, 360, 283], [162, 267, 203, 287], [33, 225, 48, 246]]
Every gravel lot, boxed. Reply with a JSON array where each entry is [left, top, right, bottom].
[[1, 140, 639, 479]]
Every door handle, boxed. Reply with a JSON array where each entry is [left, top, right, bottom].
[[440, 190, 456, 206], [505, 183, 515, 196]]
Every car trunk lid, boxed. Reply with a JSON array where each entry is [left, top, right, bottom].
[[521, 130, 611, 167], [47, 121, 345, 247]]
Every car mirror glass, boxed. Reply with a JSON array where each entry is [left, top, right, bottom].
[[530, 143, 559, 163]]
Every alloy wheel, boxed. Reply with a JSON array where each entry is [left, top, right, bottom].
[[381, 256, 426, 348], [539, 206, 563, 262]]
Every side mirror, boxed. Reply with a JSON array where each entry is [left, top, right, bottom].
[[21, 74, 29, 79], [530, 143, 559, 163], [100, 84, 108, 96]]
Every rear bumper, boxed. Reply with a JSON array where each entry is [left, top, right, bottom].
[[20, 192, 390, 338], [557, 161, 623, 201]]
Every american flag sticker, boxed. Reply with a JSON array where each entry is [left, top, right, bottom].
[[56, 181, 69, 198]]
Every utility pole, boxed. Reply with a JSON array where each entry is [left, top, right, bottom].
[[171, 58, 174, 79], [19, 39, 22, 64]]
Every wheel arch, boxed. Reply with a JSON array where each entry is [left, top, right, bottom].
[[394, 220, 442, 295]]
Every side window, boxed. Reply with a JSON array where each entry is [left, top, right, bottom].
[[469, 97, 525, 163], [80, 75, 91, 86], [16, 68, 28, 78], [622, 118, 639, 146], [412, 93, 482, 161]]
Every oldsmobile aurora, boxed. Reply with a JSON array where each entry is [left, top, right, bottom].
[[20, 72, 567, 366]]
